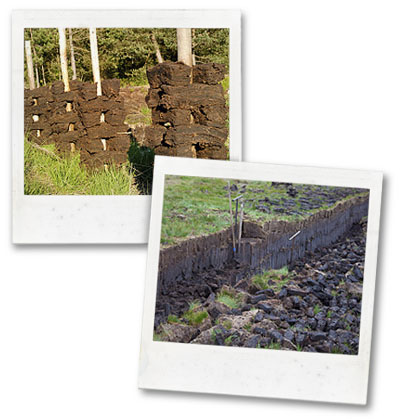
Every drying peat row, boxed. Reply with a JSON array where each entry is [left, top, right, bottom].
[[134, 61, 228, 159], [25, 61, 228, 169], [154, 179, 369, 354], [25, 79, 130, 169]]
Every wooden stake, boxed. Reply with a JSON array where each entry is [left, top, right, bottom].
[[58, 28, 70, 92], [68, 28, 77, 81], [25, 40, 35, 90], [227, 180, 236, 253], [89, 28, 102, 96], [177, 28, 192, 67]]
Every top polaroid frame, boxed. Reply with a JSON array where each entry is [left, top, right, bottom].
[[12, 9, 241, 243]]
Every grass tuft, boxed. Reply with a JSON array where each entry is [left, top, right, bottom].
[[251, 266, 291, 292], [216, 288, 243, 309]]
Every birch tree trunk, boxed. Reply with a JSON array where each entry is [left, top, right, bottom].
[[89, 28, 102, 96], [25, 40, 35, 90], [68, 28, 77, 80], [177, 28, 192, 67], [30, 29, 40, 87], [58, 28, 70, 92], [151, 32, 164, 64]]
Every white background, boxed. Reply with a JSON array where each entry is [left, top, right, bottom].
[[0, 0, 398, 417]]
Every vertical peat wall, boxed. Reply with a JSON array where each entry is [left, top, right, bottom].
[[157, 194, 369, 295]]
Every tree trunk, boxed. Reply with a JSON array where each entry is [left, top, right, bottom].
[[35, 67, 40, 88], [192, 28, 196, 66], [177, 28, 192, 67], [24, 40, 35, 90], [151, 32, 163, 64], [30, 29, 40, 87], [58, 28, 70, 92], [89, 28, 102, 96], [68, 28, 77, 80], [41, 64, 46, 85]]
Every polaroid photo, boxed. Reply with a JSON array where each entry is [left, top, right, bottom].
[[139, 156, 382, 405], [12, 10, 241, 243]]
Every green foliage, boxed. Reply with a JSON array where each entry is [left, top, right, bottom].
[[24, 28, 229, 87], [313, 304, 321, 315], [24, 139, 137, 195], [127, 141, 155, 194]]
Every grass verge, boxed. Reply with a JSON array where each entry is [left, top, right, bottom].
[[24, 139, 138, 195]]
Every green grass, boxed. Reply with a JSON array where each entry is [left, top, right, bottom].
[[265, 342, 281, 350], [243, 322, 252, 332], [216, 288, 243, 309], [251, 266, 291, 292], [313, 304, 321, 315], [182, 301, 209, 326], [224, 335, 234, 345], [160, 175, 368, 246], [167, 315, 182, 324], [24, 139, 138, 195]]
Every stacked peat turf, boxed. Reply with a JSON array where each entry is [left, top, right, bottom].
[[134, 61, 228, 159], [24, 86, 55, 145], [24, 79, 131, 169]]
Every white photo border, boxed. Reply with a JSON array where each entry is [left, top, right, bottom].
[[12, 10, 241, 243], [139, 156, 382, 405]]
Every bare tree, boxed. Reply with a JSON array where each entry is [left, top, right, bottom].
[[24, 40, 35, 90], [68, 28, 77, 80], [58, 28, 70, 92], [151, 32, 163, 64], [177, 28, 192, 66]]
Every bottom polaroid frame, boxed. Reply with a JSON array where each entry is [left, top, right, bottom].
[[139, 156, 382, 405]]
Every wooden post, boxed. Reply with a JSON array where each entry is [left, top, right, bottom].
[[89, 28, 102, 96], [68, 28, 77, 80], [177, 28, 192, 67], [58, 28, 70, 92], [25, 40, 35, 90]]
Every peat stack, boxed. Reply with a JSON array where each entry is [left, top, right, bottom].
[[24, 79, 131, 169], [135, 61, 228, 159]]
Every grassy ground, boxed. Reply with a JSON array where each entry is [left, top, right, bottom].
[[160, 175, 368, 246], [24, 139, 138, 195]]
